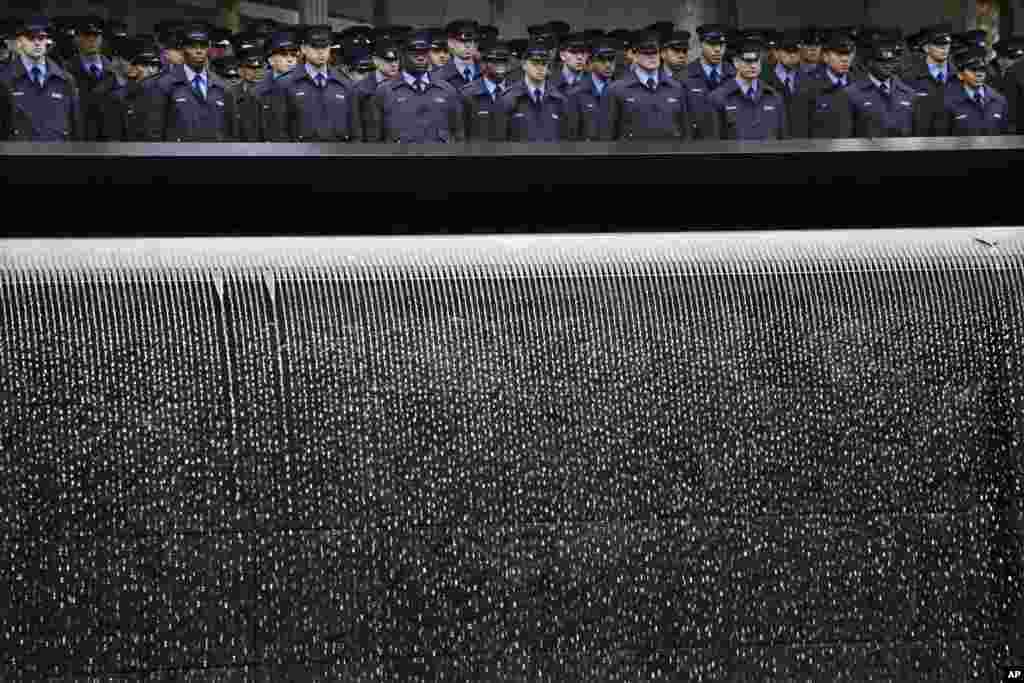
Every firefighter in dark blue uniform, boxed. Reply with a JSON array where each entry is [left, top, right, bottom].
[[920, 46, 1009, 136], [342, 46, 376, 84], [434, 20, 480, 89], [550, 33, 589, 93], [368, 30, 463, 143], [231, 47, 270, 141], [845, 41, 918, 138], [799, 26, 825, 76], [568, 37, 619, 141], [761, 29, 805, 136], [660, 30, 691, 82], [903, 23, 954, 97], [354, 40, 400, 140], [603, 31, 693, 141], [990, 37, 1024, 133], [709, 38, 787, 140], [143, 23, 237, 141], [500, 41, 573, 141], [790, 29, 856, 138], [68, 16, 120, 141], [0, 17, 81, 141], [684, 25, 733, 140], [461, 40, 511, 141], [276, 25, 360, 142], [101, 38, 162, 141]]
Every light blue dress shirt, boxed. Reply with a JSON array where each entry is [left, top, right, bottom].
[[737, 78, 759, 98], [402, 71, 430, 90], [927, 61, 949, 82], [81, 55, 103, 77], [775, 64, 797, 92], [454, 56, 477, 80], [963, 84, 986, 102], [826, 69, 848, 87], [591, 75, 608, 96], [22, 55, 46, 84], [305, 63, 329, 83], [634, 65, 659, 87], [183, 64, 208, 98]]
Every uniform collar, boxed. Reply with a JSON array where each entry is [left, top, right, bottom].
[[562, 65, 580, 85], [305, 63, 329, 80], [183, 64, 208, 83], [736, 77, 759, 97], [402, 70, 430, 88], [701, 59, 720, 76], [927, 59, 948, 78], [81, 54, 103, 68], [868, 74, 892, 91], [21, 55, 46, 78], [826, 69, 848, 86], [775, 63, 796, 82], [454, 56, 476, 76], [524, 78, 545, 98], [634, 65, 659, 84], [963, 83, 986, 100]]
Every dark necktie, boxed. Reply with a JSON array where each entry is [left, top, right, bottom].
[[315, 73, 325, 88], [31, 66, 42, 88], [463, 66, 473, 82], [90, 64, 101, 80], [419, 80, 427, 94], [647, 78, 656, 92], [533, 88, 542, 105], [192, 74, 204, 100], [784, 75, 792, 94], [974, 91, 984, 108], [936, 72, 945, 85], [709, 67, 719, 89], [879, 82, 889, 97], [748, 87, 756, 102]]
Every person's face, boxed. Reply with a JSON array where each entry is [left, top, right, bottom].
[[868, 58, 898, 81], [623, 48, 635, 66], [800, 45, 821, 64], [183, 42, 209, 69], [125, 62, 144, 80], [429, 47, 449, 67], [590, 55, 615, 79], [960, 65, 986, 88], [661, 46, 688, 69], [634, 48, 660, 71], [702, 41, 725, 65], [302, 44, 330, 67], [777, 47, 801, 68], [481, 58, 508, 81], [405, 47, 430, 72], [560, 48, 589, 72], [240, 64, 263, 82], [824, 49, 853, 75], [926, 42, 950, 63], [524, 58, 549, 83], [76, 31, 102, 56], [269, 50, 298, 74], [374, 55, 400, 78], [448, 37, 476, 60], [17, 33, 49, 61], [165, 48, 185, 65], [734, 56, 760, 80]]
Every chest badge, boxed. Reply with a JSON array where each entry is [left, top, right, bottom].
[[862, 101, 872, 106], [764, 105, 775, 111], [434, 97, 446, 103], [397, 97, 408, 103], [51, 92, 64, 99], [667, 97, 678, 103], [725, 105, 737, 111], [175, 97, 187, 103], [336, 93, 345, 99], [625, 97, 636, 103], [956, 113, 968, 120]]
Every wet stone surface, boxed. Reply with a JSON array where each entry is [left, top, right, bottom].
[[0, 253, 1021, 680]]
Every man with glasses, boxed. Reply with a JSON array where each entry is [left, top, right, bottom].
[[0, 16, 80, 141], [144, 23, 237, 141], [710, 37, 786, 140], [920, 46, 1009, 135]]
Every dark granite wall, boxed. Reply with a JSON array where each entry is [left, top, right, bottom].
[[0, 232, 1021, 681]]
